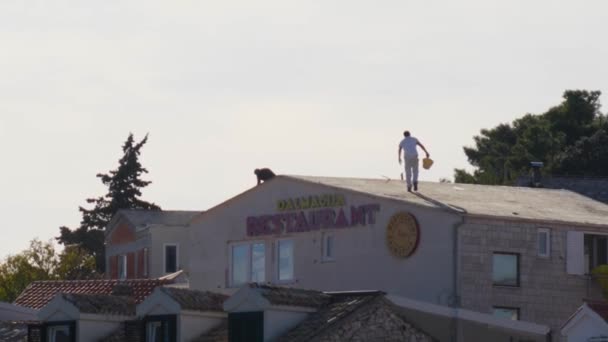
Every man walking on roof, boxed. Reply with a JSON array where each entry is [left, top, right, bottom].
[[398, 130, 430, 192]]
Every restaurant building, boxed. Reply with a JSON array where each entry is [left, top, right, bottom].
[[185, 175, 608, 337], [103, 174, 608, 340]]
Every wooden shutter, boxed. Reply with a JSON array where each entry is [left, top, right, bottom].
[[109, 255, 118, 279], [127, 253, 135, 279], [567, 231, 584, 275]]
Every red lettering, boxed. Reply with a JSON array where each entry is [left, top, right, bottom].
[[350, 206, 366, 226], [334, 208, 349, 228]]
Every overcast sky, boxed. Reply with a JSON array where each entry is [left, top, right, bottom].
[[1, 0, 607, 258]]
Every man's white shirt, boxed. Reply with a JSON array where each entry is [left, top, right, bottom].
[[399, 137, 419, 157]]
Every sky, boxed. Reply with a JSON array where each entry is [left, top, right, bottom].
[[1, 0, 607, 258]]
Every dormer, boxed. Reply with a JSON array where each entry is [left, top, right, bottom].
[[137, 287, 228, 342], [222, 284, 327, 342]]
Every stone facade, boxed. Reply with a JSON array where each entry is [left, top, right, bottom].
[[458, 217, 604, 337], [315, 298, 436, 342]]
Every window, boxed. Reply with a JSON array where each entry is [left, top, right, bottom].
[[492, 253, 519, 286], [118, 254, 127, 280], [277, 239, 294, 282], [228, 312, 263, 342], [164, 244, 178, 274], [145, 315, 176, 342], [45, 322, 75, 342], [322, 234, 334, 262], [537, 228, 551, 258], [230, 242, 266, 287], [585, 234, 608, 273], [493, 307, 519, 321]]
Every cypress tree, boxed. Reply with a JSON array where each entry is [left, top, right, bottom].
[[57, 133, 160, 273]]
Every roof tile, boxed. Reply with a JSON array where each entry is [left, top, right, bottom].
[[14, 279, 172, 310]]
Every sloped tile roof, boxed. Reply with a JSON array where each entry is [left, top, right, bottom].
[[0, 321, 28, 342], [159, 287, 228, 312], [192, 321, 228, 342], [284, 175, 608, 227], [249, 283, 330, 308], [61, 293, 136, 316], [14, 279, 172, 310], [100, 320, 143, 342], [278, 291, 384, 342]]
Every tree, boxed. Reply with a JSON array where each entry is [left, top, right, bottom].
[[57, 134, 161, 273], [0, 240, 98, 302], [55, 245, 98, 280], [455, 90, 606, 184], [0, 239, 58, 302]]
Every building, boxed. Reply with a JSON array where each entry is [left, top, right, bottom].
[[182, 175, 608, 334], [101, 174, 608, 339], [105, 210, 201, 280], [20, 280, 552, 342]]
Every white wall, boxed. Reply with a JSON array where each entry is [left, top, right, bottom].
[[264, 310, 309, 342], [564, 317, 608, 342], [150, 226, 190, 278], [189, 178, 460, 304], [179, 312, 224, 342]]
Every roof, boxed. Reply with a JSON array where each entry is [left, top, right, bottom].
[[284, 175, 608, 227], [159, 287, 228, 312], [193, 321, 228, 342], [248, 283, 330, 308], [118, 209, 201, 227], [278, 291, 385, 342], [516, 175, 608, 204], [14, 279, 172, 310], [0, 321, 27, 342], [60, 293, 136, 316], [100, 320, 143, 342]]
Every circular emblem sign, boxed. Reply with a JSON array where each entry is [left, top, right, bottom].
[[386, 212, 420, 258]]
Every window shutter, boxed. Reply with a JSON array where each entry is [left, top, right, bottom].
[[137, 250, 144, 278], [109, 255, 118, 279], [566, 231, 584, 275]]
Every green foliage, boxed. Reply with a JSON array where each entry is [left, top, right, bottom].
[[57, 133, 160, 273], [0, 240, 58, 302], [0, 240, 98, 302], [55, 246, 99, 281], [455, 90, 606, 184]]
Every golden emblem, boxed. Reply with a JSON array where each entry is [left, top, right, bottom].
[[386, 212, 419, 258]]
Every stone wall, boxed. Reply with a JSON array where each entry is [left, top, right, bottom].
[[459, 218, 604, 337], [316, 298, 437, 342]]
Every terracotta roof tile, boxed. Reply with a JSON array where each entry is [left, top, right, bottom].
[[14, 279, 172, 310]]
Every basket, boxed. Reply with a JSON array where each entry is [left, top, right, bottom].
[[422, 158, 434, 170]]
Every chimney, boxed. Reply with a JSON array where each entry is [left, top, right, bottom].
[[530, 161, 544, 188]]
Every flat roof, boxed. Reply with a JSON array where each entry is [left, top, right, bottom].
[[285, 175, 608, 227]]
